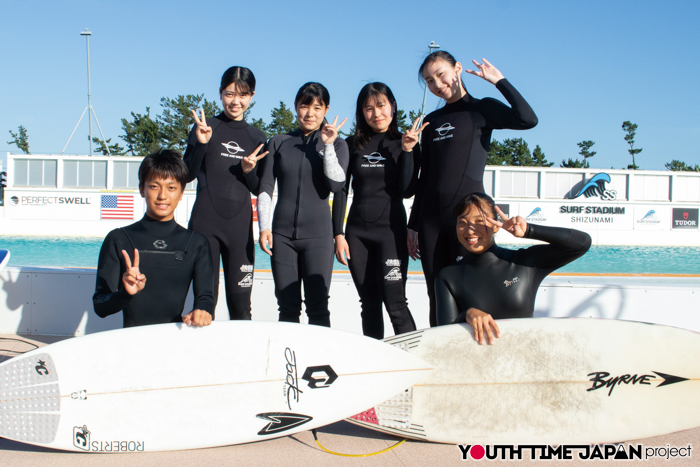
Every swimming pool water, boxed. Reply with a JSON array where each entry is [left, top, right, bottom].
[[1, 236, 699, 274]]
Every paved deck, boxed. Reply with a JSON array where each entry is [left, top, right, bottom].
[[1, 333, 698, 466]]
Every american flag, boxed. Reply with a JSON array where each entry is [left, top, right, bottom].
[[101, 195, 133, 220]]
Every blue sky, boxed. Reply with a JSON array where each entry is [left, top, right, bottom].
[[1, 0, 698, 171]]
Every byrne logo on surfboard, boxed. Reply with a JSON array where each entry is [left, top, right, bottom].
[[587, 371, 689, 396], [302, 365, 338, 389]]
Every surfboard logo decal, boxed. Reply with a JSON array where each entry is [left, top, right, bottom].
[[587, 371, 690, 396], [73, 425, 91, 451], [302, 365, 338, 389], [256, 413, 313, 435], [35, 359, 49, 375], [652, 371, 689, 387], [284, 348, 303, 409]]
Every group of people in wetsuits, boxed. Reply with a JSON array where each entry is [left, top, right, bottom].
[[93, 50, 591, 344]]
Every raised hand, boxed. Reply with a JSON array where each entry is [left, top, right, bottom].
[[321, 116, 347, 145], [334, 235, 351, 266], [191, 108, 213, 144], [464, 58, 505, 85], [486, 206, 527, 238], [241, 144, 269, 174], [402, 116, 429, 152], [121, 249, 146, 295]]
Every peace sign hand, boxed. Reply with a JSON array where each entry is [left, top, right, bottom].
[[464, 58, 505, 85], [402, 116, 429, 152], [321, 116, 347, 145], [121, 249, 146, 295], [241, 144, 269, 174], [485, 206, 528, 238], [191, 108, 213, 144]]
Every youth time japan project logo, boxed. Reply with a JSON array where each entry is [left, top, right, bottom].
[[457, 443, 692, 461]]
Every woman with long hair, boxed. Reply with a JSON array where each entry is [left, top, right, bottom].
[[333, 82, 426, 338], [184, 66, 268, 320], [257, 82, 349, 327], [408, 51, 538, 326]]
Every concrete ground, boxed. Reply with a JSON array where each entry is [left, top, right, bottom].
[[1, 333, 698, 467]]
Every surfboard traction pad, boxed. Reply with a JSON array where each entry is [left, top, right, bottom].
[[0, 353, 61, 443], [350, 332, 423, 436]]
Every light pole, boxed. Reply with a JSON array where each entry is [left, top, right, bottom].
[[62, 28, 111, 155], [82, 28, 93, 155]]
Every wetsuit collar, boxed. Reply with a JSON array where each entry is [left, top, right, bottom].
[[139, 215, 179, 238], [461, 243, 500, 265], [217, 112, 250, 130]]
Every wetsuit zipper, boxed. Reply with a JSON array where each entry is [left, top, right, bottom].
[[293, 134, 310, 239]]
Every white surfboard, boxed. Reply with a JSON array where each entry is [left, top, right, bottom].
[[0, 321, 431, 452], [0, 249, 9, 271], [348, 318, 700, 444]]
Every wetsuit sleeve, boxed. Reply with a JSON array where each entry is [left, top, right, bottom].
[[435, 272, 461, 325], [407, 135, 430, 230], [257, 137, 279, 232], [243, 128, 268, 195], [183, 125, 208, 183], [480, 79, 538, 130], [191, 236, 216, 315], [93, 232, 134, 318], [331, 158, 352, 237], [400, 143, 420, 198], [324, 139, 349, 193], [520, 224, 592, 274]]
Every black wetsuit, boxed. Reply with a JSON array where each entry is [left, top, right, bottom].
[[408, 79, 538, 326], [435, 224, 591, 325], [93, 215, 216, 328], [332, 132, 418, 339], [184, 114, 266, 320], [258, 129, 349, 326]]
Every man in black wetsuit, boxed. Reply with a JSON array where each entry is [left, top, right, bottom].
[[435, 193, 591, 344], [93, 150, 215, 328]]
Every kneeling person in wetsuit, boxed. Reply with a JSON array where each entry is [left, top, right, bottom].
[[93, 150, 216, 327], [436, 193, 591, 344]]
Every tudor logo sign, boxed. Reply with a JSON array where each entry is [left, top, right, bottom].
[[672, 208, 698, 229]]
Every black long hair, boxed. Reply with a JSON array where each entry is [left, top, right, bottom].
[[418, 50, 470, 101], [352, 82, 401, 150], [219, 66, 256, 94]]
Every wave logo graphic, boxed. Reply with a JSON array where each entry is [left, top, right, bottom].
[[572, 173, 617, 200], [384, 267, 402, 281], [222, 141, 245, 155], [528, 207, 542, 217], [363, 152, 386, 164], [638, 209, 660, 225], [435, 123, 455, 136]]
